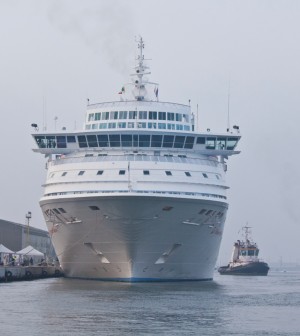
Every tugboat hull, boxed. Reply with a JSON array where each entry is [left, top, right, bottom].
[[218, 261, 269, 276]]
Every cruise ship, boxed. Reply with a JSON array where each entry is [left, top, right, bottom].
[[31, 38, 241, 281]]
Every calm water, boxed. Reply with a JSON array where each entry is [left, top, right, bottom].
[[1, 270, 299, 336]]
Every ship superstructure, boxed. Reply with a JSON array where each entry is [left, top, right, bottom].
[[32, 37, 241, 281]]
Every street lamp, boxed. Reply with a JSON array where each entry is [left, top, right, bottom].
[[26, 211, 32, 246]]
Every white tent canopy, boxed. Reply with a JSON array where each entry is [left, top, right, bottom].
[[0, 244, 14, 254], [16, 245, 44, 257]]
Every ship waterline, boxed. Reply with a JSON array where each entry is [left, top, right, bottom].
[[41, 195, 227, 280]]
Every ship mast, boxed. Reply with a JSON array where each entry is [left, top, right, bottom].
[[130, 36, 158, 101]]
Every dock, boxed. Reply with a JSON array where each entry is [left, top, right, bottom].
[[0, 265, 63, 282]]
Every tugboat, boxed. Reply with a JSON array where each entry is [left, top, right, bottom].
[[218, 226, 269, 276]]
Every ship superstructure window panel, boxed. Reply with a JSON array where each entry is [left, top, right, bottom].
[[87, 135, 98, 147], [97, 170, 104, 175], [78, 135, 88, 148], [143, 170, 150, 175], [185, 172, 191, 177], [58, 208, 67, 213], [62, 172, 67, 176], [67, 136, 76, 143], [119, 170, 126, 175], [78, 171, 85, 176], [202, 173, 208, 178], [165, 171, 172, 176]]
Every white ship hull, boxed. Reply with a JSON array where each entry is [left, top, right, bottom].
[[41, 195, 227, 281]]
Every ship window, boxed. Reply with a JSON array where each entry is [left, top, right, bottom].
[[139, 111, 147, 119], [216, 212, 223, 217], [34, 136, 46, 148], [178, 155, 187, 158], [121, 134, 132, 147], [143, 170, 150, 175], [158, 112, 166, 120], [98, 153, 107, 156], [89, 206, 100, 210], [217, 137, 226, 150], [184, 125, 190, 131], [110, 111, 118, 120], [167, 124, 175, 130], [78, 171, 85, 176], [119, 170, 126, 175], [85, 154, 94, 157], [205, 210, 213, 215], [128, 122, 134, 128], [58, 208, 66, 213], [87, 135, 98, 147], [248, 250, 255, 256], [148, 122, 157, 129], [53, 208, 60, 214], [176, 113, 182, 122], [206, 137, 216, 149], [45, 136, 56, 148], [88, 113, 94, 121], [94, 113, 101, 121], [62, 172, 67, 176], [102, 112, 109, 120], [162, 206, 173, 211], [227, 137, 238, 150], [129, 111, 137, 119], [67, 136, 76, 143], [202, 173, 208, 178], [165, 171, 172, 176], [158, 123, 166, 129], [151, 135, 163, 147], [119, 111, 127, 119], [167, 112, 175, 121], [174, 136, 185, 148], [97, 135, 109, 147], [109, 134, 120, 147], [163, 135, 174, 148], [138, 122, 146, 128], [184, 136, 195, 149], [118, 122, 126, 128], [108, 122, 116, 129], [133, 134, 139, 147], [78, 135, 88, 148], [199, 209, 207, 214], [139, 135, 150, 147], [99, 123, 107, 129], [97, 170, 104, 175], [215, 174, 220, 179], [185, 172, 191, 177], [196, 137, 205, 144], [149, 111, 157, 120], [176, 124, 183, 130]]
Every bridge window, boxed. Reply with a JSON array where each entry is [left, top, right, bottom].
[[119, 170, 126, 175], [97, 135, 109, 147], [67, 136, 76, 143], [227, 137, 238, 150], [151, 135, 163, 147], [167, 112, 175, 121], [206, 138, 216, 149], [163, 135, 174, 148], [174, 136, 185, 148], [110, 111, 118, 120], [217, 137, 226, 150], [87, 135, 98, 147], [176, 113, 182, 122], [196, 137, 205, 144], [95, 113, 101, 121], [121, 134, 132, 147], [102, 112, 109, 120], [185, 136, 195, 149], [78, 135, 88, 148], [165, 171, 172, 176], [109, 134, 120, 147], [139, 135, 150, 147]]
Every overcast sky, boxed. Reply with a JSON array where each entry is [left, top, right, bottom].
[[0, 0, 299, 265]]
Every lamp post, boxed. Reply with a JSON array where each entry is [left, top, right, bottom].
[[26, 211, 32, 246]]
